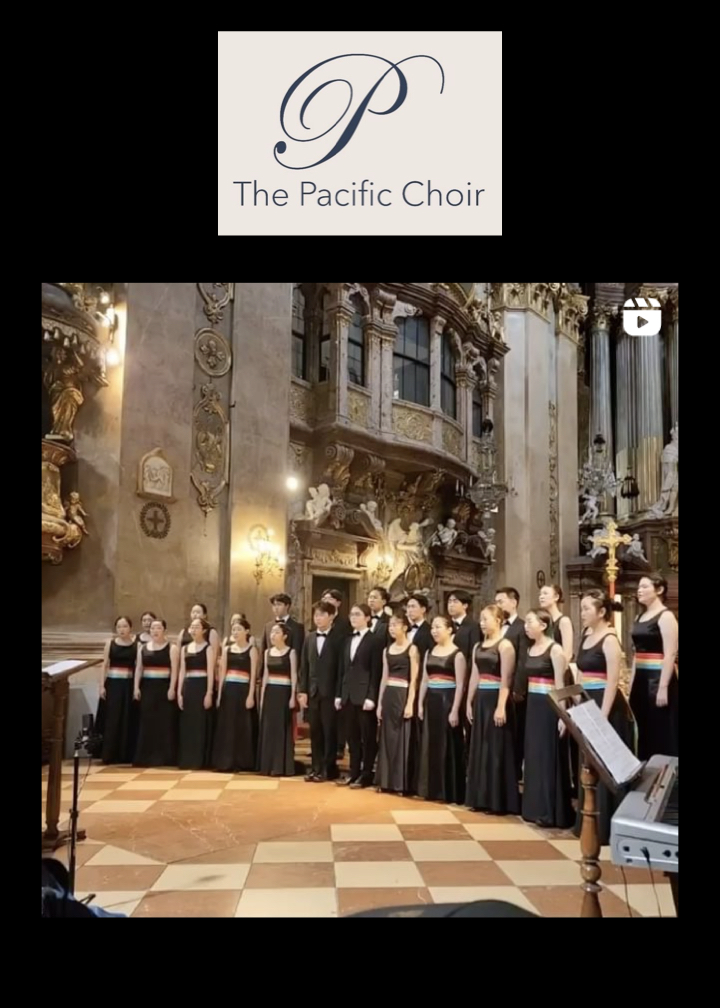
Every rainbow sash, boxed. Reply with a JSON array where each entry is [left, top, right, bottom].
[[428, 674, 455, 690], [581, 672, 607, 691], [477, 674, 501, 690], [142, 668, 170, 679], [528, 676, 554, 695], [635, 652, 663, 672], [225, 673, 250, 684], [267, 675, 291, 686], [107, 667, 133, 679]]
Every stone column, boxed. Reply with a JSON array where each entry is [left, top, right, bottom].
[[455, 365, 474, 464], [430, 314, 445, 450], [615, 320, 635, 520], [325, 283, 352, 421], [634, 286, 665, 513], [588, 303, 616, 458], [372, 289, 397, 435], [555, 292, 587, 596], [365, 318, 383, 430], [492, 283, 558, 607], [229, 283, 292, 632], [666, 288, 679, 426]]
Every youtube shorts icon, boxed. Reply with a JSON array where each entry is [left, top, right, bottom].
[[623, 296, 662, 335]]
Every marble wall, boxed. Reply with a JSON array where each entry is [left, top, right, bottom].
[[42, 283, 293, 643]]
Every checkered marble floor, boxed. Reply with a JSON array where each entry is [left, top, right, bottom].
[[42, 759, 675, 918]]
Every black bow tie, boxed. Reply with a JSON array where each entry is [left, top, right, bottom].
[[453, 621, 461, 629], [317, 632, 327, 637], [352, 631, 361, 637], [503, 619, 510, 626], [411, 624, 420, 629]]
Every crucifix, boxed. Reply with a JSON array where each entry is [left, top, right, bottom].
[[576, 519, 632, 918], [589, 519, 632, 604]]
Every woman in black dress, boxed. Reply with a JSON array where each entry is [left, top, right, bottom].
[[178, 603, 221, 654], [573, 589, 636, 845], [466, 604, 519, 814], [134, 619, 179, 767], [630, 575, 678, 760], [375, 611, 420, 794], [137, 611, 156, 647], [538, 585, 574, 663], [521, 608, 573, 828], [178, 618, 215, 770], [213, 618, 258, 771], [418, 616, 466, 805], [539, 583, 578, 795], [257, 622, 297, 776], [221, 612, 258, 650], [96, 616, 138, 764]]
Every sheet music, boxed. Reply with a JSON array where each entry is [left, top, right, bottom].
[[43, 659, 95, 677], [567, 700, 642, 786]]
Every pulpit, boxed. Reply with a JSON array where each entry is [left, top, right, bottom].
[[42, 659, 100, 851]]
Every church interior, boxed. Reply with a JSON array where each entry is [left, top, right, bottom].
[[41, 282, 678, 918]]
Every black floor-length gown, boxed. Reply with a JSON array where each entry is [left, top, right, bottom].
[[630, 610, 678, 760], [257, 650, 295, 776], [418, 649, 465, 804], [466, 643, 519, 814], [375, 645, 416, 793], [95, 637, 139, 764], [521, 643, 573, 828], [573, 632, 636, 845], [178, 643, 213, 770], [212, 646, 258, 771], [134, 642, 178, 767]]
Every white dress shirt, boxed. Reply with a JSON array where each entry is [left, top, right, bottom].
[[501, 613, 517, 637], [350, 627, 369, 660]]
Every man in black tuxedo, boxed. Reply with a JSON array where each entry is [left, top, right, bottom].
[[321, 589, 352, 641], [298, 601, 342, 782], [367, 586, 391, 646], [336, 604, 383, 788], [447, 590, 481, 663], [260, 593, 305, 660], [495, 586, 530, 782], [405, 594, 433, 662]]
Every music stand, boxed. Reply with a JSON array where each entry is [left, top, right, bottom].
[[548, 685, 642, 919]]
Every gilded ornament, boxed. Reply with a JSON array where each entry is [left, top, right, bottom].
[[442, 421, 462, 458], [290, 382, 311, 425], [348, 389, 370, 428], [194, 328, 232, 377], [65, 492, 89, 536], [393, 405, 432, 443], [197, 283, 234, 324]]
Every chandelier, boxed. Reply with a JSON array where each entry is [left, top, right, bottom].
[[578, 433, 621, 500], [468, 419, 513, 521]]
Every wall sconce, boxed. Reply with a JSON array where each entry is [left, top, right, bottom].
[[375, 554, 394, 583], [249, 524, 284, 584]]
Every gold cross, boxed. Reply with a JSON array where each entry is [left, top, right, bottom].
[[590, 519, 632, 585]]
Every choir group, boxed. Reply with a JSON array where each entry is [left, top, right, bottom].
[[95, 576, 678, 842]]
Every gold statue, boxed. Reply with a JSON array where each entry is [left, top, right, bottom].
[[65, 491, 89, 535], [44, 346, 85, 441]]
